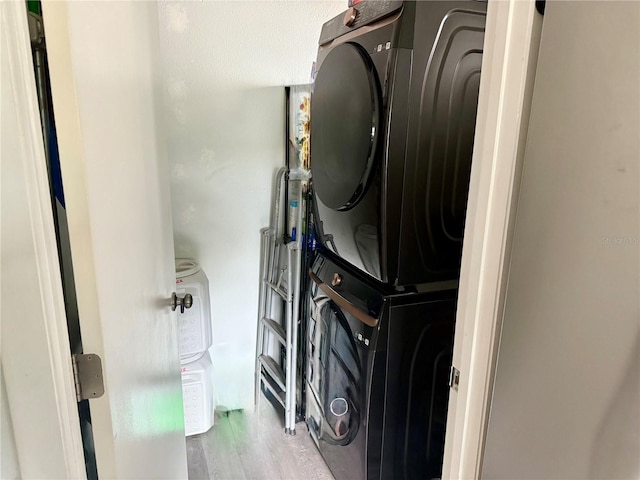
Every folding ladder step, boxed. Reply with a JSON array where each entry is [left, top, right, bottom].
[[260, 317, 286, 346], [258, 354, 286, 392], [260, 371, 286, 408], [265, 281, 288, 300]]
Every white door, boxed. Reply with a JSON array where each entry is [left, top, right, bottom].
[[41, 2, 188, 478]]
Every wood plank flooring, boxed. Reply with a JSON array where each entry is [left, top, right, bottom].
[[187, 401, 335, 480]]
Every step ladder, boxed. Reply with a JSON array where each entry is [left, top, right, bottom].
[[255, 167, 303, 434]]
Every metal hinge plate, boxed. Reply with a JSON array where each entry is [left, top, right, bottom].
[[72, 354, 105, 402], [449, 366, 461, 391]]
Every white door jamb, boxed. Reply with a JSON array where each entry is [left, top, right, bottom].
[[0, 2, 86, 478]]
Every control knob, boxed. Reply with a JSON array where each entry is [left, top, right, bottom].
[[343, 7, 357, 27]]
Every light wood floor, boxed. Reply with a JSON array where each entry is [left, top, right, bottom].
[[186, 401, 335, 480]]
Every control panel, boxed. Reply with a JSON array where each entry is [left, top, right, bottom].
[[319, 0, 404, 45]]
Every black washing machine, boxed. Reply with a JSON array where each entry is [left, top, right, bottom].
[[305, 252, 457, 480], [311, 1, 487, 286]]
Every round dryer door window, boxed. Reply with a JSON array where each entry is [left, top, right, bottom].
[[311, 43, 381, 211]]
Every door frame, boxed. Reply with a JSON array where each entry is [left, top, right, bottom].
[[0, 2, 86, 478], [441, 0, 543, 478]]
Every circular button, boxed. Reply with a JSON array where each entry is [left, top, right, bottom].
[[330, 397, 349, 417], [343, 7, 357, 27]]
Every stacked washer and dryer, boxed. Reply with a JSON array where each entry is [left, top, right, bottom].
[[305, 2, 486, 479], [175, 259, 215, 436]]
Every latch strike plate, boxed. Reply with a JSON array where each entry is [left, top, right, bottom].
[[72, 354, 105, 402], [448, 366, 461, 391]]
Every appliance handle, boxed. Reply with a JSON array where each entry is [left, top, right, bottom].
[[308, 269, 379, 328]]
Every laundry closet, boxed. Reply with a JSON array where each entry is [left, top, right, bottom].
[[3, 1, 638, 479], [19, 0, 484, 476]]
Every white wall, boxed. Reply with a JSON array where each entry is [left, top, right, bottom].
[[157, 1, 344, 409], [482, 1, 639, 478]]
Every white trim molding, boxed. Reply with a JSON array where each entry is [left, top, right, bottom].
[[442, 1, 543, 478], [0, 2, 86, 478]]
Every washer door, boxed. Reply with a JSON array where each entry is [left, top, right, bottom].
[[311, 43, 381, 211], [318, 300, 362, 446]]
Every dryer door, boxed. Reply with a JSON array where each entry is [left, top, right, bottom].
[[311, 43, 381, 211]]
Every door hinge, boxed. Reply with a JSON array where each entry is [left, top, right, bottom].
[[72, 354, 105, 402], [448, 366, 461, 391]]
